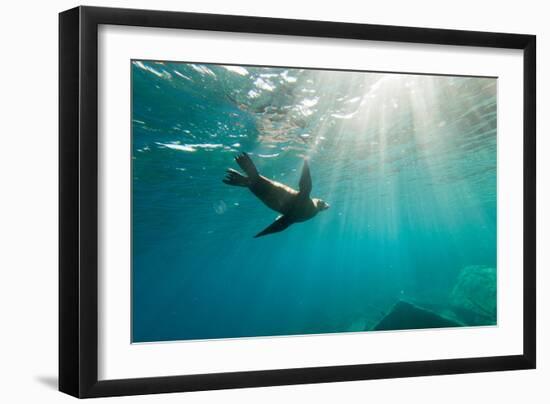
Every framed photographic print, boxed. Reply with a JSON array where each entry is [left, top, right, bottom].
[[59, 6, 536, 398]]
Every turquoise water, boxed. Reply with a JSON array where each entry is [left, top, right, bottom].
[[131, 61, 497, 343]]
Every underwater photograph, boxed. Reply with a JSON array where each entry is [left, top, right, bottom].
[[131, 60, 497, 343]]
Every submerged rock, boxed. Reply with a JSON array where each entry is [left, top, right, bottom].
[[371, 301, 462, 331], [450, 265, 496, 326]]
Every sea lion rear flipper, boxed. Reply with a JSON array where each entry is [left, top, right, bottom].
[[254, 215, 293, 238], [235, 152, 259, 179], [223, 168, 250, 187], [298, 159, 312, 197]]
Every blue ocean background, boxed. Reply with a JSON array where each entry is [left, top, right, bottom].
[[131, 61, 497, 343]]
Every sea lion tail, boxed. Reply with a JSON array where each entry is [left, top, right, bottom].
[[235, 152, 259, 179], [223, 168, 250, 187]]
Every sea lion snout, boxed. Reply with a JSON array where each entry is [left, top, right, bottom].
[[316, 199, 330, 211]]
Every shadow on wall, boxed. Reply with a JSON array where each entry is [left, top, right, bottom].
[[35, 375, 58, 390]]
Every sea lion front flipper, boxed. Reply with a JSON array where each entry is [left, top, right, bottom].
[[254, 215, 293, 238], [235, 152, 259, 179], [298, 159, 312, 198]]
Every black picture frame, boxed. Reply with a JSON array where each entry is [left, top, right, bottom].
[[59, 5, 536, 398]]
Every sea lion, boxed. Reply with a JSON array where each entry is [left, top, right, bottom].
[[223, 152, 329, 238]]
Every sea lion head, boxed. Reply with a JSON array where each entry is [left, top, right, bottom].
[[313, 198, 330, 212]]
